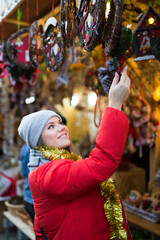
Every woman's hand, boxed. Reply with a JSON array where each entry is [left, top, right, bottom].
[[108, 67, 131, 111]]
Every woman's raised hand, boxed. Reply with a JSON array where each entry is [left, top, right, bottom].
[[108, 67, 131, 111]]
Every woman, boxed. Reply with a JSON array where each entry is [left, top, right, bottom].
[[18, 67, 132, 240]]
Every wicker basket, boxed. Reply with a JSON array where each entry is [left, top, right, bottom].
[[5, 201, 24, 216]]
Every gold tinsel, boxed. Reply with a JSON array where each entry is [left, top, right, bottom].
[[35, 146, 127, 239]]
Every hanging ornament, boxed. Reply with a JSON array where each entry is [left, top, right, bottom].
[[6, 27, 33, 69], [104, 0, 123, 56], [133, 6, 160, 61], [29, 19, 44, 67], [60, 0, 77, 48], [42, 17, 65, 71], [56, 60, 70, 88], [75, 0, 106, 52], [97, 59, 117, 95]]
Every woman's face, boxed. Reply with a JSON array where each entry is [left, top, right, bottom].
[[41, 116, 71, 148]]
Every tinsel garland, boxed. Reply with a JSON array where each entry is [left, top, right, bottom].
[[35, 146, 127, 239], [100, 179, 127, 239]]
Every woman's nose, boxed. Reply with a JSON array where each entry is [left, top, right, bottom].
[[56, 124, 65, 131]]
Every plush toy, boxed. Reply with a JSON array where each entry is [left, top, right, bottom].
[[125, 190, 142, 208]]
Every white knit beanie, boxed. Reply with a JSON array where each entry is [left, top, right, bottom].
[[18, 110, 62, 148]]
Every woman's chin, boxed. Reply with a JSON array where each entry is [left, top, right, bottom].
[[58, 140, 71, 149]]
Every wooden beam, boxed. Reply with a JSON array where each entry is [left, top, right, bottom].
[[1, 0, 25, 22], [5, 18, 30, 26], [42, 5, 61, 22]]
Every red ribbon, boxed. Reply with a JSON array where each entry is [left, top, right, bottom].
[[52, 0, 54, 13], [36, 0, 39, 17], [1, 19, 4, 40], [27, 0, 29, 22]]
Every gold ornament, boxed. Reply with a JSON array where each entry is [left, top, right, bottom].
[[35, 146, 127, 239]]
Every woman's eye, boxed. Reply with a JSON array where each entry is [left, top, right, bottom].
[[48, 125, 54, 129], [60, 121, 65, 125]]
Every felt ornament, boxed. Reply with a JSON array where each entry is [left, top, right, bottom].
[[60, 0, 77, 47], [104, 0, 123, 56], [29, 19, 44, 67], [132, 6, 160, 61], [42, 17, 65, 71], [75, 0, 106, 52], [6, 27, 33, 69]]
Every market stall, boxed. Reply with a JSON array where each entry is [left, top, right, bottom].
[[0, 0, 160, 239]]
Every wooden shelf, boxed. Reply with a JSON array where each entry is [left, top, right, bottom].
[[125, 210, 160, 237]]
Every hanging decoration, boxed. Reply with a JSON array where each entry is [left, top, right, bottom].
[[0, 41, 39, 89], [123, 94, 159, 153], [104, 0, 123, 56], [132, 5, 160, 61], [56, 60, 70, 88], [97, 59, 116, 95], [6, 27, 33, 69], [29, 19, 44, 67], [98, 26, 133, 95], [60, 0, 77, 48], [75, 0, 106, 52], [42, 17, 65, 71]]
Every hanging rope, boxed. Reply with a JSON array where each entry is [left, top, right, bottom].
[[27, 0, 29, 22], [94, 92, 102, 128], [36, 0, 39, 17], [52, 0, 54, 14]]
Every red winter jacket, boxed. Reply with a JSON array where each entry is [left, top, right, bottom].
[[29, 107, 132, 240]]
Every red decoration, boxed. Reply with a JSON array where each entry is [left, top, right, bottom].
[[6, 27, 33, 69], [52, 0, 54, 13], [27, 0, 29, 22], [36, 0, 39, 17], [1, 19, 4, 40], [16, 35, 30, 64]]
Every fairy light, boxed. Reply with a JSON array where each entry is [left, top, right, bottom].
[[148, 17, 154, 24], [105, 1, 110, 19], [71, 95, 79, 106], [88, 92, 97, 106], [153, 85, 160, 102], [25, 96, 35, 104]]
